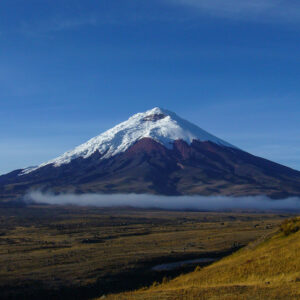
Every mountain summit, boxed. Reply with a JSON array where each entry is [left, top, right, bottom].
[[21, 107, 234, 174], [1, 107, 300, 200]]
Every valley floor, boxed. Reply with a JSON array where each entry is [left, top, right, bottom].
[[0, 205, 287, 299], [104, 217, 300, 300]]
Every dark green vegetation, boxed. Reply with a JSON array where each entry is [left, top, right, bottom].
[[0, 205, 289, 299]]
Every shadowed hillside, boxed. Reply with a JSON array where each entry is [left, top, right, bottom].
[[105, 217, 300, 300]]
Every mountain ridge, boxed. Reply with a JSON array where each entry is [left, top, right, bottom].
[[1, 107, 300, 201]]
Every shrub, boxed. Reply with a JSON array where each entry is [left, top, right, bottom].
[[162, 276, 170, 284], [194, 265, 202, 272], [280, 217, 300, 236]]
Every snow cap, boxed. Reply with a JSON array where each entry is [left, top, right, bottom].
[[21, 107, 235, 174]]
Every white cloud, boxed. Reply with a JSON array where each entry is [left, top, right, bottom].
[[167, 0, 300, 22], [20, 15, 99, 37], [25, 191, 300, 211]]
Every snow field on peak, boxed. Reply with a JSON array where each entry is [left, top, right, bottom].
[[20, 107, 235, 175]]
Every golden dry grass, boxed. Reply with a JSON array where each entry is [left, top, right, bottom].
[[105, 217, 300, 300]]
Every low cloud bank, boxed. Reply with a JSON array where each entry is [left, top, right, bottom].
[[25, 191, 300, 211]]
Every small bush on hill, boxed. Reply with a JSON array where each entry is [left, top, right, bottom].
[[280, 217, 300, 236], [194, 265, 202, 272]]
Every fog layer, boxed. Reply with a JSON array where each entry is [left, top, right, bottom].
[[25, 191, 300, 211]]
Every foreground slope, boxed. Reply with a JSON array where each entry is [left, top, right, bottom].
[[106, 217, 300, 300], [1, 107, 300, 200]]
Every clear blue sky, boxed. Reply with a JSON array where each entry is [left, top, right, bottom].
[[1, 0, 300, 174]]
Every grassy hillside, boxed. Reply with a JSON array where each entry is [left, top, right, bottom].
[[105, 217, 300, 300]]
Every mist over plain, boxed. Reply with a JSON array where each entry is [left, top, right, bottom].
[[25, 191, 300, 211]]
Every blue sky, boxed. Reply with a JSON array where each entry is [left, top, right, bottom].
[[1, 0, 300, 174]]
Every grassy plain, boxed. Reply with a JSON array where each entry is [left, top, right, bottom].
[[0, 205, 289, 299], [107, 217, 300, 300]]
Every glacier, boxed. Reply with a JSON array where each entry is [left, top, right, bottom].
[[20, 107, 235, 175]]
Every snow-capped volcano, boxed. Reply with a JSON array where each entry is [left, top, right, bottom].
[[1, 107, 300, 200], [22, 107, 235, 174]]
